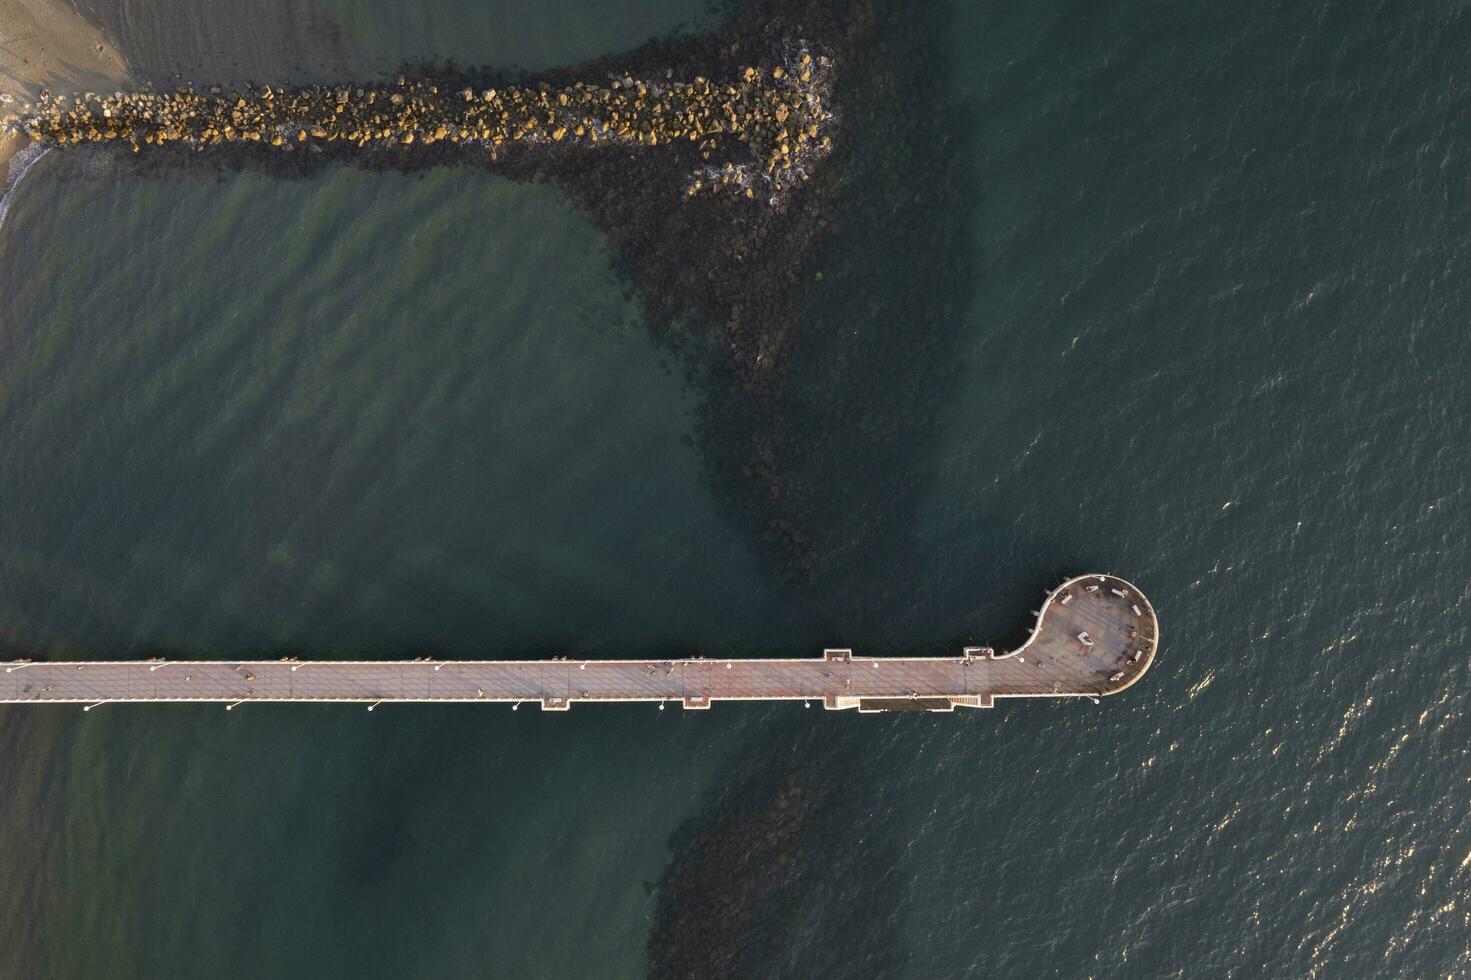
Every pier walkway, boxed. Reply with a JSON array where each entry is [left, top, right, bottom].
[[0, 574, 1158, 712]]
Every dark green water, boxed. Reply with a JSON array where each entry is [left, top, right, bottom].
[[4, 0, 1471, 976]]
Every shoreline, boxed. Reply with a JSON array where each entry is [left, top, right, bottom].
[[0, 136, 48, 226], [0, 0, 132, 183], [0, 132, 23, 186]]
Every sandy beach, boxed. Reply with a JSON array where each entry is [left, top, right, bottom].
[[0, 0, 132, 179]]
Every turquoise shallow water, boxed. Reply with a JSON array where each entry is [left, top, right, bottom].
[[5, 0, 1471, 976]]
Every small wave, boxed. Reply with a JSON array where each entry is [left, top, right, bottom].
[[0, 143, 52, 231]]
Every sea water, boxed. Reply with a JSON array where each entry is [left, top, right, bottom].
[[2, 0, 1470, 976]]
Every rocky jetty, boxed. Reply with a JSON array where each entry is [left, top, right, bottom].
[[8, 42, 832, 201], [3, 0, 973, 615]]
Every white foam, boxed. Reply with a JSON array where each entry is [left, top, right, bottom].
[[0, 142, 52, 231]]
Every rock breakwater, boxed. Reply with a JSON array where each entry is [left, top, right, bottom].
[[2, 0, 975, 620], [9, 42, 832, 201]]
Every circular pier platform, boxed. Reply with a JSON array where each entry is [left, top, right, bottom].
[[982, 573, 1161, 703]]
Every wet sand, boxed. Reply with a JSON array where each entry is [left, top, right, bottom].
[[0, 129, 22, 179], [0, 0, 132, 179]]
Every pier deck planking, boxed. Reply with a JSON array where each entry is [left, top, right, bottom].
[[0, 575, 1158, 712]]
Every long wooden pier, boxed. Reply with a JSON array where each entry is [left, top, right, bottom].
[[0, 574, 1158, 712]]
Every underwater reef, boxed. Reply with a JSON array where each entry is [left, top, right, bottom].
[[647, 718, 910, 979]]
